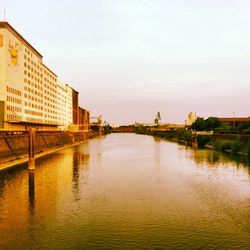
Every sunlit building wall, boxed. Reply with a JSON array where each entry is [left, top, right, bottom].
[[57, 80, 74, 130], [0, 22, 48, 130], [66, 84, 73, 126], [0, 22, 82, 131], [42, 64, 58, 125]]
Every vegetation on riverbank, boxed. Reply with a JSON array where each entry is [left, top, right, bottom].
[[136, 127, 250, 156]]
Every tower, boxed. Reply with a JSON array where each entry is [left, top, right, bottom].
[[154, 112, 161, 126]]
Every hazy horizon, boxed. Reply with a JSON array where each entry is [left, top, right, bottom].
[[1, 0, 250, 125]]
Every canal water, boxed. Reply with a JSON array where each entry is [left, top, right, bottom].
[[0, 133, 250, 249]]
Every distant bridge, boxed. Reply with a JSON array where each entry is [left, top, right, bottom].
[[112, 126, 135, 133]]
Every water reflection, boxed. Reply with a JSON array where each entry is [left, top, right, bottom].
[[0, 134, 249, 249], [28, 170, 35, 213], [72, 151, 90, 201], [188, 148, 250, 175], [153, 137, 162, 177]]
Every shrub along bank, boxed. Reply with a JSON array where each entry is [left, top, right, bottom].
[[136, 128, 250, 156]]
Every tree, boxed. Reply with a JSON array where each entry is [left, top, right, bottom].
[[238, 121, 250, 130], [191, 117, 205, 131], [205, 117, 221, 131]]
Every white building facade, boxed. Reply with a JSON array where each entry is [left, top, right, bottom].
[[0, 22, 75, 131]]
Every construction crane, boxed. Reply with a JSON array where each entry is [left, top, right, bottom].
[[90, 115, 102, 135]]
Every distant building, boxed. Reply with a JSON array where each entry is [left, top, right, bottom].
[[218, 117, 250, 127], [185, 112, 197, 126], [57, 80, 74, 130], [72, 89, 79, 125], [78, 107, 90, 131]]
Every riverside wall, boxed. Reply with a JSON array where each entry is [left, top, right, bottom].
[[0, 130, 99, 165]]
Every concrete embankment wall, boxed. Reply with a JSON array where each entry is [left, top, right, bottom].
[[0, 131, 98, 165]]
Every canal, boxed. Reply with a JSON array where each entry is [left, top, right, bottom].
[[0, 133, 250, 249]]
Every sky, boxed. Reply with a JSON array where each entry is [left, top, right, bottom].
[[1, 0, 250, 125]]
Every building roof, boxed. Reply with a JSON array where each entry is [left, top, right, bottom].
[[219, 117, 250, 122], [78, 106, 90, 112], [43, 63, 57, 77], [0, 21, 43, 58]]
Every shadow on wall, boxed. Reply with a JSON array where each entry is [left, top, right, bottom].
[[0, 131, 97, 165]]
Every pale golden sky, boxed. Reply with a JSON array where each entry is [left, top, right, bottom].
[[1, 0, 250, 124]]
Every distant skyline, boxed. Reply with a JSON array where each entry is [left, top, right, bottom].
[[1, 0, 250, 125]]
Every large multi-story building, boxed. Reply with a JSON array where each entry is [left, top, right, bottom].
[[0, 21, 90, 131], [0, 22, 45, 130]]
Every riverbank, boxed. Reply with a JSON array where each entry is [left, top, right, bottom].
[[136, 128, 250, 156], [0, 130, 101, 172]]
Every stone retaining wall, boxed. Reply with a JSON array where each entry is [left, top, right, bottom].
[[0, 131, 98, 164]]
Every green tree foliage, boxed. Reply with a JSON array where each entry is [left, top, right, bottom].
[[247, 140, 250, 156], [191, 117, 205, 131], [238, 121, 250, 130], [184, 130, 192, 142], [220, 140, 231, 152], [205, 117, 221, 131], [230, 140, 241, 154], [191, 117, 220, 131], [212, 140, 231, 151], [215, 122, 232, 133], [197, 135, 210, 147], [177, 129, 185, 140]]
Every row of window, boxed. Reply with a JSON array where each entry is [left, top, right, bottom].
[[24, 50, 43, 70], [44, 81, 57, 95], [24, 72, 57, 94], [25, 79, 43, 92], [6, 86, 21, 96], [44, 120, 58, 125], [25, 109, 43, 117], [44, 114, 57, 120], [24, 94, 43, 104], [24, 86, 43, 98], [24, 62, 43, 79], [24, 70, 42, 83], [44, 107, 57, 114], [7, 114, 22, 121], [7, 96, 22, 104], [44, 90, 56, 99], [26, 117, 43, 123], [43, 68, 57, 82], [7, 105, 21, 113], [44, 83, 57, 93], [24, 102, 43, 110]]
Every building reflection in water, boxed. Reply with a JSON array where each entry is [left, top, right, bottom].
[[28, 169, 35, 214], [72, 151, 90, 201], [153, 136, 161, 177]]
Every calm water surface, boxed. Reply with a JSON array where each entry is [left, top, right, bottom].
[[0, 133, 250, 249]]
